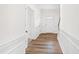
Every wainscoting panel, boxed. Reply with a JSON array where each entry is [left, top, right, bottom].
[[0, 34, 28, 54], [58, 30, 79, 54]]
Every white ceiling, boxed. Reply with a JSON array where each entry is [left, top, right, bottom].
[[26, 4, 60, 10], [35, 4, 60, 10]]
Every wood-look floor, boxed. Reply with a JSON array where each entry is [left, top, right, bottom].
[[25, 33, 63, 54]]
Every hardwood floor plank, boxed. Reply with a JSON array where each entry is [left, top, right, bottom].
[[25, 33, 63, 54]]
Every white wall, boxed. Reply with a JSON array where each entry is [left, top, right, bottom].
[[0, 4, 26, 54], [40, 7, 60, 33], [58, 4, 79, 53], [60, 4, 79, 39]]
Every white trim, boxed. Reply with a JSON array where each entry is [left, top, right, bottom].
[[0, 33, 25, 46], [0, 34, 28, 54], [58, 29, 79, 53], [60, 29, 79, 50]]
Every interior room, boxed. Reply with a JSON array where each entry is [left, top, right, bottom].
[[0, 4, 79, 54]]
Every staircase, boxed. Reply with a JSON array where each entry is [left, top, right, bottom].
[[25, 33, 63, 54]]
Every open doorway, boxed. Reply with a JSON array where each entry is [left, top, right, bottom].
[[25, 4, 62, 54]]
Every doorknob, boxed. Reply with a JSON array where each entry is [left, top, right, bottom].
[[25, 30, 28, 33]]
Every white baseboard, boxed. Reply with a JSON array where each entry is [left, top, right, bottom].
[[58, 29, 79, 54], [0, 34, 28, 54]]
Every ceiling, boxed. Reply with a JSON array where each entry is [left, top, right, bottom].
[[26, 4, 60, 10], [35, 4, 60, 10]]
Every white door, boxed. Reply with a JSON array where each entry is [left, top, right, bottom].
[[41, 17, 59, 33]]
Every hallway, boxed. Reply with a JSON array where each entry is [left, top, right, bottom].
[[0, 4, 79, 54], [26, 33, 62, 54]]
